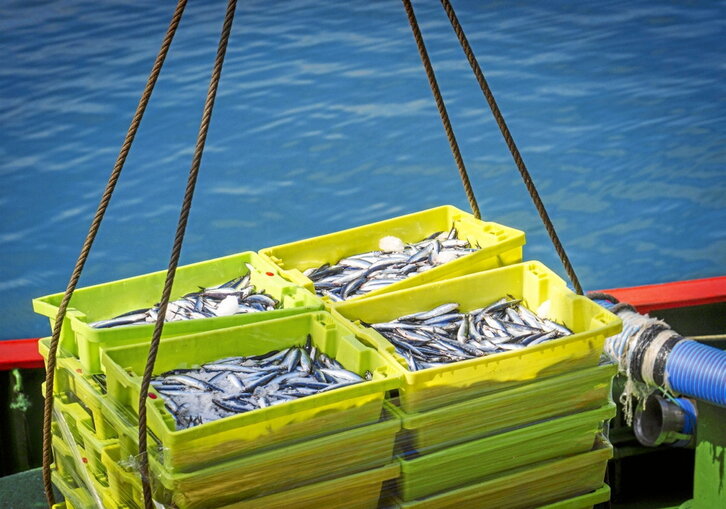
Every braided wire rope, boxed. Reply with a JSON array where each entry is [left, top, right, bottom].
[[401, 0, 481, 219], [41, 1, 189, 505], [439, 0, 584, 294], [137, 1, 238, 507], [41, 2, 586, 506]]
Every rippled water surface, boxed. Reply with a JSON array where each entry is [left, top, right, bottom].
[[1, 0, 724, 340]]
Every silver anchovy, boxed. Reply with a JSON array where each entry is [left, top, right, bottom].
[[370, 298, 573, 372], [150, 336, 370, 430], [400, 303, 460, 322], [89, 271, 280, 329], [307, 226, 477, 301]]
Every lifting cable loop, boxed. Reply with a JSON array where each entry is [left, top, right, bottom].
[[137, 0, 238, 507], [401, 0, 481, 220], [41, 1, 189, 506], [439, 0, 584, 295]]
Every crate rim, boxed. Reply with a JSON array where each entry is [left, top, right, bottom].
[[385, 362, 618, 428], [100, 310, 403, 437], [334, 260, 622, 381], [396, 402, 616, 465], [259, 204, 526, 303]]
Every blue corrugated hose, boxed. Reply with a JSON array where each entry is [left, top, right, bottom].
[[674, 397, 697, 435], [592, 296, 726, 408], [666, 340, 726, 407]]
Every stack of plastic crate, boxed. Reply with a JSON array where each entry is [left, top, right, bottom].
[[37, 205, 621, 508], [35, 253, 403, 508], [330, 261, 620, 508]]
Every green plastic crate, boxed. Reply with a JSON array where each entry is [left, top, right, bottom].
[[51, 426, 129, 509], [334, 260, 622, 412], [396, 404, 615, 501], [102, 444, 143, 508], [51, 472, 97, 509], [387, 435, 611, 508], [33, 251, 323, 372], [539, 485, 611, 509], [49, 349, 395, 508], [50, 399, 92, 454], [389, 363, 616, 455], [40, 337, 155, 460], [40, 338, 118, 441], [259, 205, 525, 303], [218, 462, 400, 509], [51, 423, 85, 489], [50, 397, 115, 479], [99, 418, 399, 509], [101, 311, 402, 473]]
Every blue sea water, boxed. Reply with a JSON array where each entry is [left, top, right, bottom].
[[1, 0, 724, 341]]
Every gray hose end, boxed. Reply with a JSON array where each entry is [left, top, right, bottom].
[[634, 392, 695, 448]]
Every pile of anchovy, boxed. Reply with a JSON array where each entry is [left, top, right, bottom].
[[304, 227, 477, 301], [90, 265, 279, 329], [369, 298, 573, 372], [151, 337, 371, 429]]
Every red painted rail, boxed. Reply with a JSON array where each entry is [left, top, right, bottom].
[[0, 338, 43, 370], [601, 276, 726, 314], [1, 276, 724, 371]]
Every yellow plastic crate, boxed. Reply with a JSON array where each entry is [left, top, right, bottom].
[[388, 364, 616, 455], [51, 403, 138, 508], [218, 463, 400, 509], [102, 444, 143, 509], [51, 422, 88, 489], [45, 340, 398, 509], [43, 312, 400, 473], [52, 469, 133, 509], [41, 336, 151, 465], [40, 338, 118, 441], [539, 485, 611, 509], [101, 311, 401, 473], [51, 472, 95, 509], [33, 251, 323, 372], [51, 429, 131, 509], [99, 417, 399, 509], [39, 351, 148, 472], [49, 397, 115, 479], [334, 261, 621, 412], [259, 205, 525, 303], [388, 435, 611, 508], [155, 419, 398, 508], [395, 405, 615, 501]]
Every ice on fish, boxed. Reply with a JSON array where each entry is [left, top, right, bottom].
[[379, 235, 405, 253]]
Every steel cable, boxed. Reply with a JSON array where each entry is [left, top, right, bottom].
[[439, 0, 583, 294], [41, 1, 189, 505], [137, 1, 237, 507], [401, 0, 481, 219]]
